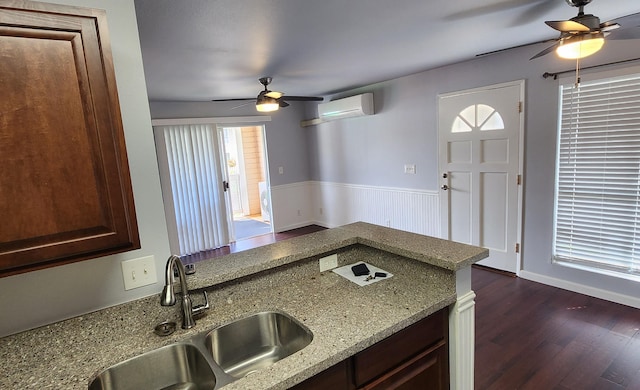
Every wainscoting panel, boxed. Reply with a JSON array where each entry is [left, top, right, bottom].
[[269, 182, 315, 232], [312, 181, 441, 236], [271, 181, 440, 236]]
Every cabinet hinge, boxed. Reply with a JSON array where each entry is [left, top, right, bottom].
[[517, 174, 522, 185], [518, 101, 523, 113], [515, 243, 520, 253]]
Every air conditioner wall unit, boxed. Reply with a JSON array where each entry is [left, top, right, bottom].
[[318, 93, 374, 121]]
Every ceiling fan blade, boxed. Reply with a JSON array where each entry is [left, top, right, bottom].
[[211, 98, 255, 102], [509, 0, 557, 27], [280, 96, 323, 102], [600, 21, 620, 32], [546, 20, 591, 32], [265, 91, 283, 99], [230, 101, 256, 110], [446, 0, 554, 22], [278, 100, 290, 108], [476, 38, 555, 57], [609, 11, 640, 28], [530, 42, 560, 60], [606, 12, 640, 39]]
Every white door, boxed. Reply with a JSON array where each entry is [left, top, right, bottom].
[[438, 81, 523, 273]]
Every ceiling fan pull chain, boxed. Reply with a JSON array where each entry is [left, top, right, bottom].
[[575, 57, 581, 87]]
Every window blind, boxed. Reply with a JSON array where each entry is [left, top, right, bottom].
[[554, 73, 640, 279]]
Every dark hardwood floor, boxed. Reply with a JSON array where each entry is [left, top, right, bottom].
[[474, 266, 640, 390], [184, 226, 640, 389]]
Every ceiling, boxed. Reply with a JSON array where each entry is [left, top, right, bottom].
[[134, 0, 640, 102]]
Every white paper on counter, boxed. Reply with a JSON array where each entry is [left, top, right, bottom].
[[332, 261, 393, 286]]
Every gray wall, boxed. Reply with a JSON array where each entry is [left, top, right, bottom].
[[0, 0, 171, 337], [149, 101, 311, 187], [308, 39, 640, 302]]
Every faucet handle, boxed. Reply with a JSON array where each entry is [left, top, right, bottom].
[[192, 291, 210, 317]]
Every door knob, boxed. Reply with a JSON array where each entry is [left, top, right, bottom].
[[441, 185, 449, 191]]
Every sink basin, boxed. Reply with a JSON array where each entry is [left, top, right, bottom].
[[89, 343, 216, 390], [88, 311, 311, 389], [204, 311, 313, 378]]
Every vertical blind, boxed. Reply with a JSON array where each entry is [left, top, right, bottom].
[[156, 124, 230, 256], [554, 73, 640, 278]]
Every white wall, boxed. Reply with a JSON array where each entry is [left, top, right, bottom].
[[307, 40, 640, 307], [0, 0, 171, 337]]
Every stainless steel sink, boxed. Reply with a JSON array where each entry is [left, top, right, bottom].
[[204, 311, 313, 378], [88, 311, 312, 389], [88, 343, 216, 390]]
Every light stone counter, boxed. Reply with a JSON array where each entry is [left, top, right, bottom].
[[0, 222, 488, 389]]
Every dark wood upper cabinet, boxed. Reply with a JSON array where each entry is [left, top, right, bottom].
[[0, 1, 140, 277]]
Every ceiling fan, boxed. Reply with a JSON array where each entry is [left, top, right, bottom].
[[531, 0, 640, 60], [212, 77, 323, 112]]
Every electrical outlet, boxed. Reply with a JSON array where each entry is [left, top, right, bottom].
[[404, 164, 416, 174], [319, 254, 338, 272], [121, 256, 157, 290]]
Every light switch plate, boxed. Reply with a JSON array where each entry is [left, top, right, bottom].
[[121, 256, 157, 290], [319, 254, 338, 272]]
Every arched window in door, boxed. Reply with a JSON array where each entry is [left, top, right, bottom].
[[451, 104, 505, 133]]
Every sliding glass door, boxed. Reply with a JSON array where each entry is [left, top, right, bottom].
[[154, 122, 273, 257], [154, 123, 232, 255]]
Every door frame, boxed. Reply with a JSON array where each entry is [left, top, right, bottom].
[[438, 80, 525, 275], [217, 124, 274, 242]]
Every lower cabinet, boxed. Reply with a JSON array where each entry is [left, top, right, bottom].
[[291, 360, 353, 390], [291, 307, 449, 390]]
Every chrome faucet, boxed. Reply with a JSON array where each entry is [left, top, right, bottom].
[[161, 255, 209, 329]]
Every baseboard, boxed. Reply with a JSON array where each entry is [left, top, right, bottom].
[[519, 270, 640, 309], [273, 221, 315, 233]]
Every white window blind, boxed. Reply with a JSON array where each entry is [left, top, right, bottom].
[[154, 124, 230, 256], [553, 72, 640, 280]]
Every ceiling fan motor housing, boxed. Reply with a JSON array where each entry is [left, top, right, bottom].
[[259, 77, 272, 88], [566, 0, 592, 7], [571, 13, 600, 30]]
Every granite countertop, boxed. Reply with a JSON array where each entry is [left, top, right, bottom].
[[0, 222, 488, 390], [188, 222, 489, 291]]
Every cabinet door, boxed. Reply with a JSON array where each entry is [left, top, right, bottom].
[[0, 1, 139, 276], [359, 341, 448, 390], [290, 360, 353, 390], [353, 309, 446, 386]]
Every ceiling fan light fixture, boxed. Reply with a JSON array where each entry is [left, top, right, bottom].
[[255, 95, 279, 112], [556, 33, 604, 59]]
